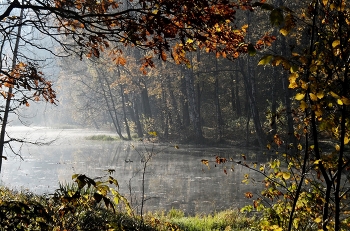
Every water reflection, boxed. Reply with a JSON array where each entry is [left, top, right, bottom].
[[1, 127, 264, 215]]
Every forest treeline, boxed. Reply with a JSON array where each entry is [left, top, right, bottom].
[[52, 2, 302, 147]]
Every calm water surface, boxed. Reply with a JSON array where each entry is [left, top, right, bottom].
[[1, 126, 264, 215]]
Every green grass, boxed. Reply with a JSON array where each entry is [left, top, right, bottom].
[[85, 134, 119, 141], [147, 209, 258, 231]]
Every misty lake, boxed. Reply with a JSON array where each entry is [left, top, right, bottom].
[[0, 126, 265, 215]]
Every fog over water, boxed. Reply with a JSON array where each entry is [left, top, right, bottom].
[[0, 126, 264, 215]]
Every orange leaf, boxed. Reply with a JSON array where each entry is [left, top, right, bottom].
[[161, 51, 167, 61], [245, 192, 253, 198]]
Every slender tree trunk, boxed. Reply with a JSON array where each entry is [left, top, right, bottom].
[[0, 7, 23, 173], [140, 80, 152, 119], [120, 85, 131, 140], [166, 75, 181, 132], [214, 58, 223, 142], [181, 77, 190, 128], [163, 92, 169, 140], [133, 96, 143, 138], [184, 67, 203, 142], [124, 94, 143, 138], [240, 11, 266, 148], [97, 72, 124, 139], [280, 36, 296, 149], [271, 68, 277, 136], [235, 73, 242, 117], [239, 57, 265, 148], [230, 74, 236, 116]]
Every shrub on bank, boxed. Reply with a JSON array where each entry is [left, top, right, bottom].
[[0, 185, 258, 231]]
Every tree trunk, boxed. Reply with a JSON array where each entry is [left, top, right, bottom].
[[0, 7, 23, 173], [166, 75, 182, 133], [239, 57, 265, 148], [184, 67, 203, 142], [140, 80, 152, 119], [97, 72, 124, 139], [235, 73, 242, 118], [214, 58, 223, 142], [271, 68, 277, 136], [133, 96, 144, 138], [230, 74, 236, 116], [181, 71, 190, 128], [120, 85, 131, 140]]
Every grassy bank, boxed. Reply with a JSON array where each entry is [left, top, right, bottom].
[[85, 134, 120, 141], [0, 186, 258, 231]]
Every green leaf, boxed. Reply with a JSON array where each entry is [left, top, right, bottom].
[[290, 65, 298, 73], [270, 9, 284, 26], [72, 174, 79, 180], [258, 55, 273, 65], [108, 176, 119, 188], [247, 44, 256, 56]]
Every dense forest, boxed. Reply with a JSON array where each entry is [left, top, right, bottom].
[[0, 0, 349, 230], [47, 2, 300, 148]]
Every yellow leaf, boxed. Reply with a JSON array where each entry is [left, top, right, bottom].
[[335, 144, 340, 151], [289, 81, 298, 89], [300, 80, 308, 90], [315, 108, 323, 117], [289, 72, 298, 81], [258, 55, 273, 65], [186, 38, 194, 44], [337, 99, 343, 105], [282, 172, 291, 180], [332, 40, 340, 48], [322, 0, 328, 6], [299, 56, 308, 64], [314, 159, 322, 164], [241, 24, 248, 32], [344, 137, 349, 145], [298, 144, 302, 150], [260, 165, 265, 172], [148, 131, 158, 136], [314, 217, 322, 223], [201, 159, 210, 169], [309, 93, 318, 101], [280, 28, 288, 36], [295, 93, 305, 100], [310, 64, 317, 73], [317, 92, 324, 99], [341, 97, 350, 105], [330, 91, 340, 99], [300, 100, 308, 111]]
